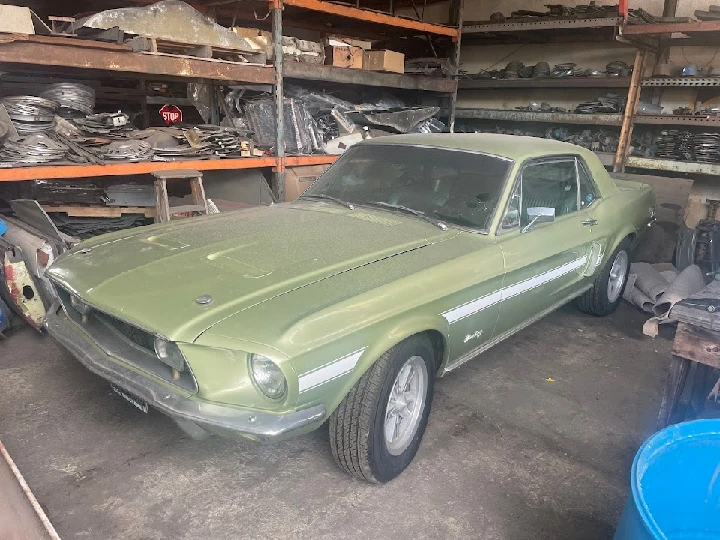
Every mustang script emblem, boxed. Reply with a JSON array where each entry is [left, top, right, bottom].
[[463, 330, 484, 343]]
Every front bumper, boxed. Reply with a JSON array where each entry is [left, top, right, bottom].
[[45, 306, 326, 441]]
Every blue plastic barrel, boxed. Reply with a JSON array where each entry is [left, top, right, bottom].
[[615, 419, 720, 540]]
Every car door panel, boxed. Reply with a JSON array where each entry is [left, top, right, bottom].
[[493, 156, 597, 337]]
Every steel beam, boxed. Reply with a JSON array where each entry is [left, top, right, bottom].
[[464, 17, 621, 34], [282, 0, 459, 37], [272, 4, 285, 202], [283, 62, 456, 92], [0, 158, 278, 182], [453, 108, 624, 126]]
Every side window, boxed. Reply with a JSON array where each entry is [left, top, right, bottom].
[[577, 160, 600, 209], [520, 160, 578, 227]]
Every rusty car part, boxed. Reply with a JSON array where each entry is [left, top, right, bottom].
[[1, 248, 45, 330]]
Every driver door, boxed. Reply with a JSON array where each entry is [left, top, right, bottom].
[[493, 156, 598, 338]]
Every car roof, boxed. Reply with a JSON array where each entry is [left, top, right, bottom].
[[359, 133, 591, 162]]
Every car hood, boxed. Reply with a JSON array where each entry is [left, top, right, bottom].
[[47, 202, 456, 342]]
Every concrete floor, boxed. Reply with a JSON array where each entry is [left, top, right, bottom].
[[0, 303, 672, 540]]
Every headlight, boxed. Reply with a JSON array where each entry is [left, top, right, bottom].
[[154, 337, 186, 372], [249, 354, 287, 400], [70, 295, 91, 315]]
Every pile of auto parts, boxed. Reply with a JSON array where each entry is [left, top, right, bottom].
[[606, 61, 632, 77], [73, 112, 134, 137], [0, 96, 58, 135], [575, 93, 624, 114], [39, 83, 95, 117], [656, 130, 694, 161], [96, 140, 153, 161], [693, 133, 720, 163], [0, 135, 68, 166]]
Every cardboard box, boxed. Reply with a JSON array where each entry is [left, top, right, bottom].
[[363, 50, 405, 74], [284, 165, 330, 201], [325, 45, 364, 69]]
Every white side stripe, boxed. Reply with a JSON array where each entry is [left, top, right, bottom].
[[442, 256, 587, 324], [298, 348, 366, 393], [442, 290, 502, 323]]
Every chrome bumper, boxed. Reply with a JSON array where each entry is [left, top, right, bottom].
[[45, 306, 326, 441]]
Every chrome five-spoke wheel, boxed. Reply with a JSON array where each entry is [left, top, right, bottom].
[[384, 355, 428, 456]]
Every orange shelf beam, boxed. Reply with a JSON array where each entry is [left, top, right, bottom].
[[281, 0, 460, 38], [0, 158, 278, 182], [284, 155, 339, 166]]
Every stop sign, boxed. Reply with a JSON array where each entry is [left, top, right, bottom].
[[159, 104, 182, 125]]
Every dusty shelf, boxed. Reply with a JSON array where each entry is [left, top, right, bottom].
[[284, 63, 456, 93], [453, 108, 624, 126], [643, 77, 720, 87], [0, 33, 275, 85], [634, 115, 720, 127], [0, 158, 279, 182], [458, 77, 630, 89], [624, 156, 720, 176]]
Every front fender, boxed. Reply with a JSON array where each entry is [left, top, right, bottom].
[[291, 313, 449, 418]]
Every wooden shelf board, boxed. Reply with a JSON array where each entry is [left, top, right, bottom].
[[0, 33, 274, 85]]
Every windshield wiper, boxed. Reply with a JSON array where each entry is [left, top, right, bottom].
[[433, 210, 482, 229], [300, 194, 354, 209], [364, 201, 447, 230]]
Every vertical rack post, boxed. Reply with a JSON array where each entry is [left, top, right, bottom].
[[614, 49, 647, 173], [447, 0, 464, 133], [272, 0, 285, 202]]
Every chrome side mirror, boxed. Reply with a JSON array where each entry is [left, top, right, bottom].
[[522, 207, 555, 233]]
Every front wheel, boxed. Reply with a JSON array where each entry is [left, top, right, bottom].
[[329, 336, 435, 483], [576, 239, 631, 316]]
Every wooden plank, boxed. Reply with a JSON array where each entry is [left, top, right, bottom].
[[42, 205, 156, 218], [657, 354, 691, 428], [623, 20, 720, 35], [614, 49, 646, 173], [0, 32, 130, 51], [282, 0, 459, 37], [672, 322, 720, 369], [0, 41, 274, 85], [0, 158, 278, 182]]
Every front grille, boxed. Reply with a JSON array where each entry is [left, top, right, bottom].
[[54, 284, 197, 393], [97, 313, 155, 353]]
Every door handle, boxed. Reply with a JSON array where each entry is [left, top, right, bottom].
[[582, 218, 598, 226]]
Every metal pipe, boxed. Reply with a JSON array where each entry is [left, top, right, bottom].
[[272, 3, 285, 202], [0, 438, 61, 540], [448, 0, 464, 134]]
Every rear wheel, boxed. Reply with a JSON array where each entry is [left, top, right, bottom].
[[576, 239, 631, 316], [329, 336, 435, 483]]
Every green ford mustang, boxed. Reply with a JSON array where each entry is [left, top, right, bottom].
[[45, 134, 654, 482]]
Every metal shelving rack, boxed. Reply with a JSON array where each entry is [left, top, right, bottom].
[[0, 0, 462, 200], [455, 1, 720, 178], [613, 15, 720, 176], [269, 0, 462, 199]]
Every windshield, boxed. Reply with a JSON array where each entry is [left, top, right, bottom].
[[302, 144, 513, 231]]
